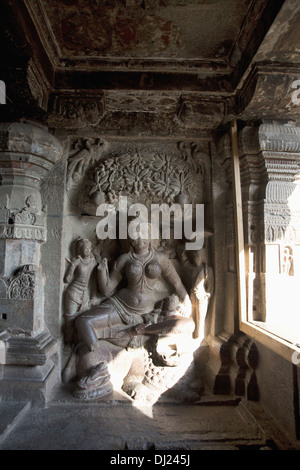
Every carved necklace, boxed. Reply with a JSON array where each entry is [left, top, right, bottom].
[[79, 255, 95, 266], [130, 248, 153, 264]]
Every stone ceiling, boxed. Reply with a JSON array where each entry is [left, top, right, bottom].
[[29, 0, 252, 66], [1, 0, 300, 137]]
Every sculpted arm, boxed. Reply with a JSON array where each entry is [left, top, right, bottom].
[[160, 254, 192, 317], [97, 253, 128, 297], [64, 258, 78, 284]]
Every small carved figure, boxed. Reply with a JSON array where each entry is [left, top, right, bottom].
[[14, 195, 39, 225], [8, 264, 37, 300], [67, 139, 105, 189], [64, 238, 98, 319], [180, 246, 214, 340], [282, 246, 294, 276], [62, 238, 98, 382]]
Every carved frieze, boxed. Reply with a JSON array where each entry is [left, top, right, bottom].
[[104, 91, 180, 114], [0, 195, 47, 242], [8, 265, 37, 300], [49, 95, 105, 129], [47, 91, 226, 135], [264, 204, 300, 244]]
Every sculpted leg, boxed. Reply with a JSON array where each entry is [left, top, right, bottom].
[[135, 315, 195, 337], [76, 303, 121, 351]]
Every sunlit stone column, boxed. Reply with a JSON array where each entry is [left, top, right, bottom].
[[206, 121, 300, 399], [0, 121, 63, 405], [239, 122, 300, 333]]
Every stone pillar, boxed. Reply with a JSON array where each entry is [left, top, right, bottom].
[[239, 122, 300, 330], [204, 132, 239, 395], [206, 120, 300, 398], [0, 121, 63, 405]]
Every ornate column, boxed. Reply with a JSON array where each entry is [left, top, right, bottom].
[[207, 120, 300, 399], [239, 122, 300, 327], [0, 121, 63, 405]]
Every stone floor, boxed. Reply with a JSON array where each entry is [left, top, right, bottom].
[[0, 387, 299, 451]]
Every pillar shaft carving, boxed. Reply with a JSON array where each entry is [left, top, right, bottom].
[[239, 122, 300, 242], [0, 121, 63, 405], [209, 121, 300, 398], [238, 122, 300, 324]]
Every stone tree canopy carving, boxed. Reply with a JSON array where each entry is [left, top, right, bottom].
[[66, 140, 211, 215]]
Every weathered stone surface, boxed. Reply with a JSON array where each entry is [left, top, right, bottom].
[[0, 122, 63, 405], [1, 0, 300, 448]]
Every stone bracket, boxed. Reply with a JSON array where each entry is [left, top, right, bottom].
[[206, 332, 259, 401]]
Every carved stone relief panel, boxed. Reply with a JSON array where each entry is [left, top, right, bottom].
[[0, 264, 44, 335], [49, 95, 105, 130], [66, 139, 211, 215], [62, 138, 214, 403]]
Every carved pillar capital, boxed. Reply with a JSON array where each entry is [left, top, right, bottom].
[[238, 121, 300, 324], [239, 122, 300, 185], [0, 121, 62, 181], [0, 121, 63, 243]]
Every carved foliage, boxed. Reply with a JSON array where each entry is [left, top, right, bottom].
[[90, 149, 201, 204], [8, 265, 38, 300], [91, 147, 206, 207], [67, 141, 210, 213]]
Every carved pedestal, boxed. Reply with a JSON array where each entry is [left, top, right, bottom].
[[0, 122, 62, 405]]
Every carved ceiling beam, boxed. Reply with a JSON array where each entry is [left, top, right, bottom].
[[237, 67, 300, 122]]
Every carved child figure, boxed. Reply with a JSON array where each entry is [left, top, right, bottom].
[[180, 246, 214, 340], [162, 294, 181, 317], [64, 238, 98, 319]]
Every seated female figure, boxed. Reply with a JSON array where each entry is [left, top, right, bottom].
[[76, 236, 194, 352]]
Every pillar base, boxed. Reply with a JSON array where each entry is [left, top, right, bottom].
[[0, 330, 59, 406], [0, 331, 57, 366], [204, 332, 259, 400], [0, 360, 58, 406]]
